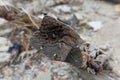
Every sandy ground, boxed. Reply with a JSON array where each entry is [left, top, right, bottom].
[[0, 0, 120, 80], [81, 0, 120, 76]]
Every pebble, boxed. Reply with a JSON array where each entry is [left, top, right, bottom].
[[41, 66, 47, 72], [71, 6, 81, 11], [75, 13, 84, 20], [0, 46, 10, 52], [0, 53, 11, 63], [0, 29, 12, 36], [58, 70, 67, 76], [2, 67, 13, 77], [0, 37, 11, 46], [0, 37, 12, 53], [0, 37, 12, 63], [0, 18, 7, 26], [87, 21, 103, 31], [54, 5, 71, 13]]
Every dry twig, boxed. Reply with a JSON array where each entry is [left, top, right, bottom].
[[0, 4, 41, 29]]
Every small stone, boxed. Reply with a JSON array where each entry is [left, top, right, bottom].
[[0, 37, 12, 55], [87, 21, 103, 31], [38, 14, 44, 19], [0, 28, 13, 36], [72, 6, 81, 11], [58, 70, 66, 76], [41, 66, 47, 72], [61, 75, 69, 80], [75, 13, 84, 20], [79, 19, 88, 26], [54, 5, 71, 13], [2, 67, 13, 77], [37, 68, 51, 80], [0, 37, 11, 46], [79, 78, 83, 80], [0, 46, 10, 52], [0, 73, 4, 78], [0, 53, 11, 63], [0, 18, 7, 26]]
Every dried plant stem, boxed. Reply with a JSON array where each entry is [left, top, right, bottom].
[[0, 4, 41, 29]]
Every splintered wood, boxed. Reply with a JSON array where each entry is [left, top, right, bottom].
[[30, 16, 112, 74]]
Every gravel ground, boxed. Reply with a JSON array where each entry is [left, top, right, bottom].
[[81, 0, 120, 77], [0, 0, 120, 80]]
